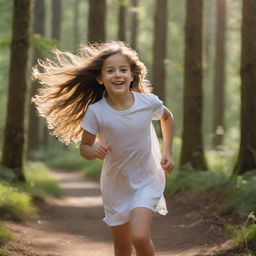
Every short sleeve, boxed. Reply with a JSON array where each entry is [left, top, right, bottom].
[[80, 105, 99, 135], [151, 94, 164, 120]]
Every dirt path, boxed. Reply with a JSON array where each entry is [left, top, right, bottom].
[[8, 169, 232, 256]]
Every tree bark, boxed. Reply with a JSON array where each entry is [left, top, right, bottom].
[[117, 1, 127, 41], [234, 0, 256, 174], [2, 0, 31, 181], [180, 0, 208, 170], [28, 0, 45, 156], [51, 0, 62, 41], [88, 0, 106, 42], [130, 0, 139, 50], [212, 0, 227, 148], [152, 0, 168, 103]]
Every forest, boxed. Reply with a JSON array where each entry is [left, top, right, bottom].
[[0, 0, 256, 255]]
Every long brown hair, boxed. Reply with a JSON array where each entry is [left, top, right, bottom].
[[32, 41, 152, 145]]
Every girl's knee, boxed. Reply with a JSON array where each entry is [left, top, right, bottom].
[[131, 233, 151, 248]]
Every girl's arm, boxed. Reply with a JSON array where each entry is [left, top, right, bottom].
[[160, 106, 174, 173], [80, 130, 109, 160]]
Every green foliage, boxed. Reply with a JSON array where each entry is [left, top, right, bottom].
[[79, 159, 102, 180], [34, 143, 89, 169], [165, 134, 237, 196], [165, 169, 232, 197], [0, 161, 62, 220], [0, 183, 37, 220], [34, 143, 102, 180], [230, 175, 256, 217], [206, 131, 239, 176], [30, 34, 57, 55], [165, 132, 256, 220], [0, 165, 16, 182], [227, 212, 256, 252], [0, 222, 14, 246], [21, 161, 63, 199], [0, 39, 10, 47]]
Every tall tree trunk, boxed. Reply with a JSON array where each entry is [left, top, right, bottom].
[[28, 0, 45, 157], [152, 0, 168, 103], [234, 0, 256, 174], [2, 0, 31, 182], [130, 0, 139, 50], [117, 0, 127, 41], [51, 0, 62, 41], [73, 0, 80, 49], [88, 0, 106, 42], [212, 0, 227, 148], [204, 0, 215, 73], [180, 0, 208, 170]]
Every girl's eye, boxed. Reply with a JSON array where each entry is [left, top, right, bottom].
[[121, 69, 127, 72], [106, 70, 113, 73]]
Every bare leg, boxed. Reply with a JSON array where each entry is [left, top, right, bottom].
[[111, 221, 132, 256], [130, 207, 155, 256]]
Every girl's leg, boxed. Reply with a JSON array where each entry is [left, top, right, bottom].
[[111, 221, 132, 256], [130, 207, 155, 256]]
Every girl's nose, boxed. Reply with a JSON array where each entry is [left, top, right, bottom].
[[114, 70, 121, 77]]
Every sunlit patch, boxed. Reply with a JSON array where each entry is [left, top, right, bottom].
[[60, 181, 99, 189], [50, 195, 103, 207]]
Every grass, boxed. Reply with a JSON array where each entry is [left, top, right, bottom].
[[0, 182, 37, 220], [223, 212, 256, 256], [0, 161, 63, 254], [0, 222, 14, 256], [0, 222, 14, 246], [20, 161, 63, 200], [229, 174, 256, 217], [0, 161, 62, 221]]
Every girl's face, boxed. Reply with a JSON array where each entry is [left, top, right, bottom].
[[97, 53, 134, 97]]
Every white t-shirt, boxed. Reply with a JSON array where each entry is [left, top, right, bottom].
[[81, 91, 168, 226]]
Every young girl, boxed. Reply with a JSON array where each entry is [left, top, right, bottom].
[[32, 41, 174, 256]]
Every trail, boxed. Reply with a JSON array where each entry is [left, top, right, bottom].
[[8, 169, 232, 256]]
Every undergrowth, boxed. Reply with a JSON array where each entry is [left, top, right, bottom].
[[0, 222, 14, 246], [165, 130, 256, 255], [227, 212, 256, 252], [33, 142, 102, 180], [0, 161, 62, 220]]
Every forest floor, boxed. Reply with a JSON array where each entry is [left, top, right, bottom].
[[4, 169, 245, 256]]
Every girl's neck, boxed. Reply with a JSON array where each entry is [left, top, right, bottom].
[[105, 91, 134, 111]]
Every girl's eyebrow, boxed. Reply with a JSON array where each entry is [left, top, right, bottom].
[[104, 64, 129, 69]]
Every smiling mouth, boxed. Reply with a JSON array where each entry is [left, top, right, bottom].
[[112, 81, 125, 86]]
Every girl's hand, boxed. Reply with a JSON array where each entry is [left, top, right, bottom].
[[160, 153, 174, 173], [94, 143, 110, 160]]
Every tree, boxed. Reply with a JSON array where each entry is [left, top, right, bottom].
[[130, 0, 139, 49], [28, 0, 45, 156], [212, 0, 227, 148], [41, 0, 62, 148], [51, 0, 62, 41], [234, 0, 256, 174], [152, 0, 168, 103], [2, 0, 31, 181], [88, 0, 106, 42], [117, 0, 127, 41], [73, 0, 81, 49], [180, 0, 208, 170]]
